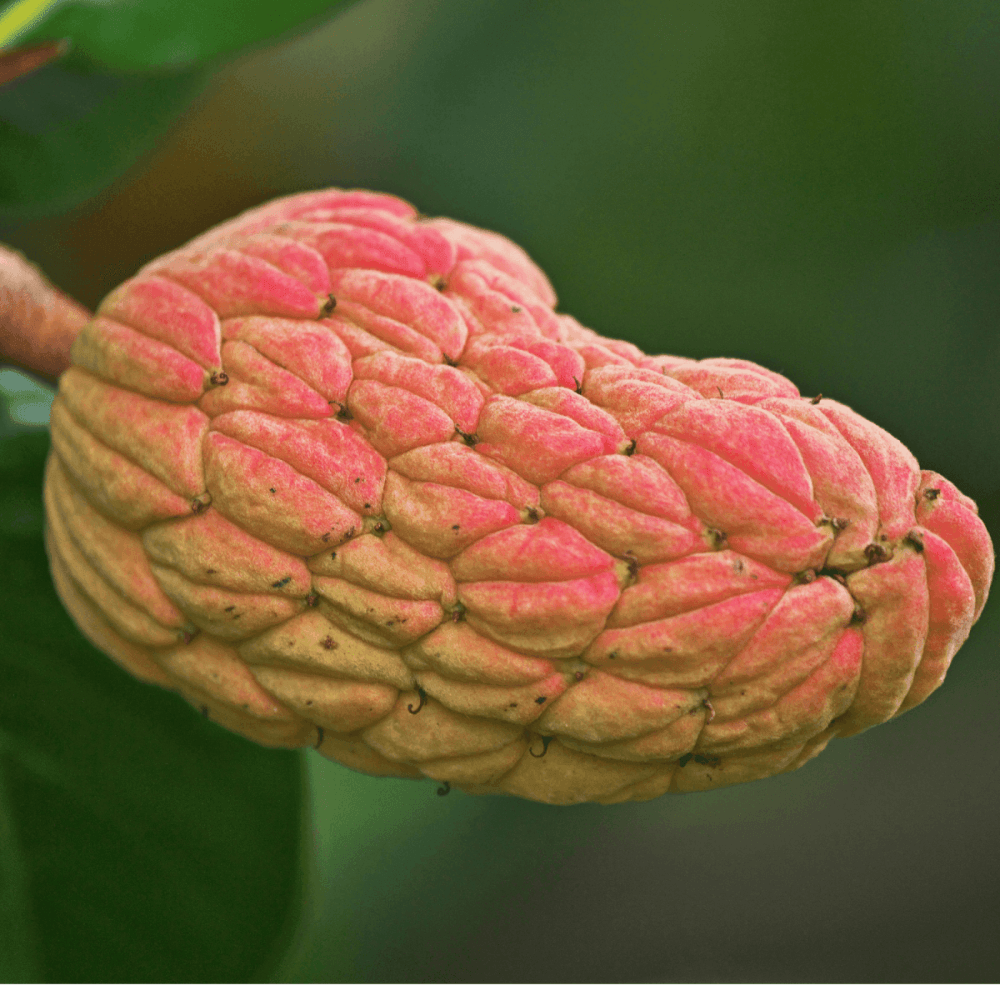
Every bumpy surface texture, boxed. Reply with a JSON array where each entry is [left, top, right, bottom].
[[43, 188, 994, 804]]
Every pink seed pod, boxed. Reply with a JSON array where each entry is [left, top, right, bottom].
[[42, 188, 994, 805]]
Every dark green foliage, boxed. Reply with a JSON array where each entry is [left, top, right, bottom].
[[0, 65, 208, 217], [0, 431, 307, 983], [16, 1, 350, 72], [0, 1, 356, 215]]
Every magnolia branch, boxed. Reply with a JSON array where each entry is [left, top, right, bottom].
[[0, 244, 91, 384]]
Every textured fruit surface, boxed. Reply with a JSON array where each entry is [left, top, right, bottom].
[[42, 188, 994, 804]]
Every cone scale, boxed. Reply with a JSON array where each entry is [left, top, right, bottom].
[[42, 188, 994, 804]]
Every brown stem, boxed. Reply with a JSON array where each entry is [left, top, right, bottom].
[[0, 40, 69, 87], [0, 244, 91, 385]]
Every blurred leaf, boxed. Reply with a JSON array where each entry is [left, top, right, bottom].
[[0, 368, 54, 436], [0, 61, 208, 217], [4, 0, 353, 72], [0, 0, 360, 216], [0, 429, 307, 982]]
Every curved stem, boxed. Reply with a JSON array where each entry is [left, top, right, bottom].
[[0, 244, 90, 386]]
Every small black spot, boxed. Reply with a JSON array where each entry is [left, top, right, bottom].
[[271, 577, 292, 588], [574, 671, 584, 681], [511, 305, 522, 313], [354, 477, 361, 483], [608, 651, 618, 660], [364, 503, 372, 509], [224, 606, 236, 613], [535, 695, 547, 705], [509, 702, 518, 708], [678, 752, 694, 768], [205, 569, 217, 575], [451, 524, 460, 531], [322, 533, 331, 543], [269, 487, 277, 494], [306, 700, 313, 706], [320, 636, 338, 650]]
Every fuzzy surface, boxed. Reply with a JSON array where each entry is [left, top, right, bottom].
[[42, 188, 995, 804]]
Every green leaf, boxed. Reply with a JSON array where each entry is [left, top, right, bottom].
[[4, 0, 353, 72], [0, 61, 208, 217], [0, 0, 360, 217], [0, 368, 54, 437], [0, 430, 307, 983]]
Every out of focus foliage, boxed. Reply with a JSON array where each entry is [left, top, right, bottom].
[[0, 423, 307, 983], [0, 0, 354, 214]]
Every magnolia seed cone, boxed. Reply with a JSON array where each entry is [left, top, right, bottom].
[[42, 188, 994, 805]]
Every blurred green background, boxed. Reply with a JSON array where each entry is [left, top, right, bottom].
[[2, 0, 998, 982]]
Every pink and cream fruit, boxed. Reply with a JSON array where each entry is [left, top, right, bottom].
[[43, 188, 994, 804]]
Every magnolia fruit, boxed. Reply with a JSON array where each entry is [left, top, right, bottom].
[[42, 188, 994, 805]]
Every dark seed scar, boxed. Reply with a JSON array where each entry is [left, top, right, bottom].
[[408, 686, 428, 714]]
